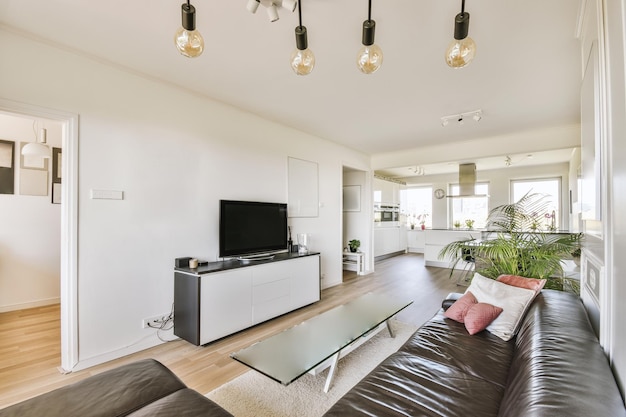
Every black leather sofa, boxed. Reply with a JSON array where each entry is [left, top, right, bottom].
[[323, 289, 626, 417], [0, 359, 232, 417]]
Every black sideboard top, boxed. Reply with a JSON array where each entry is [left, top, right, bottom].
[[175, 251, 320, 275]]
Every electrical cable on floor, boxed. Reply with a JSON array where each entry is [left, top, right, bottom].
[[147, 302, 179, 343]]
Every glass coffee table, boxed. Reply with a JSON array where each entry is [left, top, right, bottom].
[[231, 292, 413, 392]]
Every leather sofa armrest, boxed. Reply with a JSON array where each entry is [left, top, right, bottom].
[[442, 292, 464, 311]]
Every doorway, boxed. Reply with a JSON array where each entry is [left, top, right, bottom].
[[342, 166, 371, 279], [0, 98, 78, 372]]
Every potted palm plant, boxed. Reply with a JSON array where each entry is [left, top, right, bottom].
[[439, 193, 582, 292]]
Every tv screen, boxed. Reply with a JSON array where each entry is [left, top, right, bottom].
[[219, 200, 288, 258]]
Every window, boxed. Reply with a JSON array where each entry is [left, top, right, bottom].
[[511, 178, 561, 231], [400, 187, 432, 228], [449, 183, 489, 229]]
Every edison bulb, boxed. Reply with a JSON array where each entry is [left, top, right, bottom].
[[445, 37, 476, 68], [357, 44, 383, 74], [290, 48, 315, 76], [174, 28, 204, 58]]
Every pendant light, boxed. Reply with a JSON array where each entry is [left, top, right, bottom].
[[290, 0, 315, 75], [445, 0, 476, 68], [356, 0, 383, 74], [22, 121, 50, 159], [174, 0, 204, 58]]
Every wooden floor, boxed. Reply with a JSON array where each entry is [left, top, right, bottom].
[[0, 253, 460, 409]]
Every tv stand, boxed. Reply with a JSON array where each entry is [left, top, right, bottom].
[[174, 252, 320, 346], [238, 253, 276, 261]]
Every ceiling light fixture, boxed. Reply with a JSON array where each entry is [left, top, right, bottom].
[[246, 0, 261, 13], [266, 2, 279, 22], [441, 109, 482, 127], [409, 166, 425, 175], [282, 0, 298, 12], [445, 0, 476, 68], [22, 121, 51, 159], [357, 0, 383, 74], [290, 0, 315, 75], [174, 0, 204, 58]]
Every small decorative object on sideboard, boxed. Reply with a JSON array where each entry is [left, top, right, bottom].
[[348, 239, 361, 252], [465, 219, 475, 229]]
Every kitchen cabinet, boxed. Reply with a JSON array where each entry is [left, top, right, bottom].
[[374, 226, 405, 257], [407, 229, 425, 253], [374, 178, 403, 205]]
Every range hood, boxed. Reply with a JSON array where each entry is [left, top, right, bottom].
[[447, 163, 489, 198]]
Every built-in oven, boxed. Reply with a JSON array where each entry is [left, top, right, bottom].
[[374, 204, 399, 223]]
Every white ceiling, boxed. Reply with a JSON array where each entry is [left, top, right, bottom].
[[0, 0, 582, 174]]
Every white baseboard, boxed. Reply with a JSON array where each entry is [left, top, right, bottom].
[[0, 297, 60, 313], [69, 333, 166, 372]]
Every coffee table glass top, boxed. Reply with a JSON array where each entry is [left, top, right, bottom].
[[231, 292, 413, 385]]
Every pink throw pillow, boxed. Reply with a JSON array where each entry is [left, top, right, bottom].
[[464, 303, 504, 335], [444, 291, 478, 323], [497, 275, 546, 292]]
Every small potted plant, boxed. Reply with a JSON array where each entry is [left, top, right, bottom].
[[453, 221, 461, 229], [465, 219, 475, 229], [348, 239, 361, 253], [417, 213, 429, 230]]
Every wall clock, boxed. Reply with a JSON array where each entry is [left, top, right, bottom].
[[434, 189, 445, 199]]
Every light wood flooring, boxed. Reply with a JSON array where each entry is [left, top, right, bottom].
[[0, 253, 460, 409]]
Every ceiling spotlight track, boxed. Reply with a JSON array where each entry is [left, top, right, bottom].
[[247, 0, 297, 22], [441, 109, 482, 127], [290, 0, 315, 75], [357, 0, 383, 74], [445, 0, 476, 68], [174, 0, 204, 58]]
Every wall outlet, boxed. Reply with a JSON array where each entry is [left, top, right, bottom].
[[142, 313, 171, 329]]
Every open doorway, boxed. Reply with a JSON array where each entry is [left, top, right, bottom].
[[342, 166, 371, 280], [0, 99, 78, 372]]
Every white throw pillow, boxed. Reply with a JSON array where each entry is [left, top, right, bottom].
[[465, 273, 536, 341]]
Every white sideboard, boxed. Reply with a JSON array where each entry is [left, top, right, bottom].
[[174, 253, 320, 345]]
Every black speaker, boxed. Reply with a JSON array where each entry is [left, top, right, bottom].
[[175, 257, 192, 268]]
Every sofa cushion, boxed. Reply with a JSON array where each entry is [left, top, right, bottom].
[[444, 291, 477, 322], [464, 303, 503, 335], [467, 273, 536, 341], [322, 351, 505, 417], [496, 274, 546, 292], [498, 291, 626, 417], [400, 312, 514, 388], [0, 359, 188, 417], [127, 388, 233, 417]]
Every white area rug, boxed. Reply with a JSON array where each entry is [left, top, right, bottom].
[[206, 319, 417, 417]]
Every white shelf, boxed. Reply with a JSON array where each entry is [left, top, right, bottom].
[[342, 251, 364, 275]]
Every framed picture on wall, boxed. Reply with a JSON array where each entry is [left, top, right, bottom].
[[52, 147, 62, 183], [343, 185, 361, 212], [52, 182, 62, 204], [0, 139, 15, 194]]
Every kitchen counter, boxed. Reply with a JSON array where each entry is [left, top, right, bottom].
[[424, 229, 481, 268]]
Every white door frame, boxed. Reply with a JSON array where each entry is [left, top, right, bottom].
[[0, 98, 79, 371]]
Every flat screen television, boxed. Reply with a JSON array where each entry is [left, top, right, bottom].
[[219, 200, 288, 258]]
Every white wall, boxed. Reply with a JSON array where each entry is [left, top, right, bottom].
[[603, 0, 626, 395], [0, 28, 370, 369], [0, 114, 62, 311], [401, 163, 570, 230]]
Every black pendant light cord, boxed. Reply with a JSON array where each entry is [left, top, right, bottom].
[[298, 0, 303, 28], [368, 0, 372, 21], [461, 0, 465, 14]]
